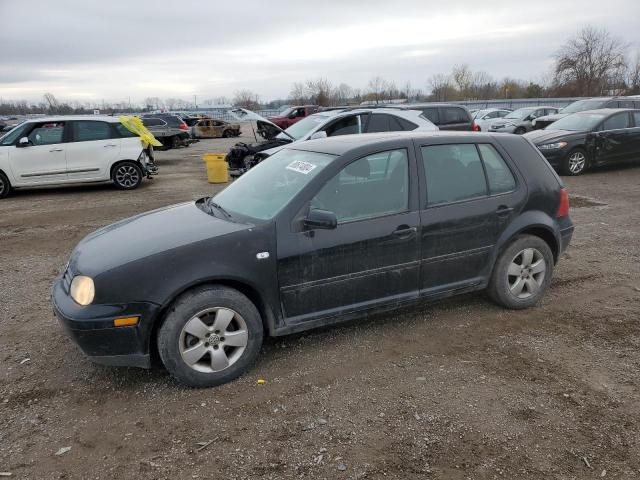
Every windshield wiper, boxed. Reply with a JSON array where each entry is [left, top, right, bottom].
[[206, 198, 234, 221]]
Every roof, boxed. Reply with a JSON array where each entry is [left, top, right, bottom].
[[287, 131, 505, 156], [21, 115, 121, 123], [575, 108, 639, 115]]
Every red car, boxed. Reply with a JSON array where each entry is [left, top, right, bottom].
[[268, 105, 319, 129]]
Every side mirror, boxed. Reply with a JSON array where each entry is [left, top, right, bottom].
[[309, 131, 327, 140], [17, 137, 30, 148], [304, 209, 337, 230]]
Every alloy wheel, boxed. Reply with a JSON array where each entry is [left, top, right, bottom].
[[507, 248, 546, 299], [568, 151, 586, 174], [115, 165, 140, 188], [178, 307, 249, 373], [0, 177, 5, 196]]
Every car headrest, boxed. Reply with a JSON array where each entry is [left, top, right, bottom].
[[345, 159, 370, 178]]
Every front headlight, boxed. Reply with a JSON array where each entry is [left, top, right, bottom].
[[70, 276, 95, 306], [539, 142, 568, 150]]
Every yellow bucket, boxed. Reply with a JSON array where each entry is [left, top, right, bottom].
[[202, 153, 229, 184]]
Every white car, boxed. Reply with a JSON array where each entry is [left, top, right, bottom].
[[472, 108, 512, 131], [0, 116, 156, 198]]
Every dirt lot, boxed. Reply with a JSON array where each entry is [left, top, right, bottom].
[[1, 128, 639, 479]]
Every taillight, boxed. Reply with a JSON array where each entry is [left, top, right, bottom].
[[556, 187, 569, 218], [472, 122, 481, 132], [179, 122, 188, 130]]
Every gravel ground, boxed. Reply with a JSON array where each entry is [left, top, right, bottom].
[[1, 128, 639, 479]]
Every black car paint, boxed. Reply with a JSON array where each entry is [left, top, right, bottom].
[[53, 132, 573, 368], [525, 109, 640, 169]]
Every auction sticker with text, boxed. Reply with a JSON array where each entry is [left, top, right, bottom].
[[286, 160, 317, 174]]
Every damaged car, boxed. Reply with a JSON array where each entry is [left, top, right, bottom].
[[225, 107, 438, 177], [191, 118, 241, 139]]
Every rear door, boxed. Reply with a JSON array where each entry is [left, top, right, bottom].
[[7, 121, 68, 185], [65, 121, 120, 181], [439, 107, 471, 131], [416, 140, 525, 293]]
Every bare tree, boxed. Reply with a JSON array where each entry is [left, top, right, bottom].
[[554, 25, 628, 96], [305, 78, 333, 106], [233, 90, 261, 110], [289, 82, 307, 104], [627, 51, 640, 94], [451, 64, 473, 98], [367, 76, 387, 104], [335, 83, 353, 105], [428, 74, 454, 101], [43, 92, 59, 111]]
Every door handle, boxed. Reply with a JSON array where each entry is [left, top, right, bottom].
[[103, 144, 118, 148], [496, 206, 514, 216], [49, 148, 63, 152], [392, 225, 417, 238]]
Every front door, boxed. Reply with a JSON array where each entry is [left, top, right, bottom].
[[416, 141, 523, 293], [8, 121, 68, 185], [595, 112, 632, 164], [277, 147, 420, 323], [66, 120, 121, 181]]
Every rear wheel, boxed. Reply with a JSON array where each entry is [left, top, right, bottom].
[[560, 148, 588, 176], [222, 130, 232, 138], [112, 161, 143, 190], [158, 285, 263, 388], [170, 136, 180, 149], [0, 171, 11, 199], [514, 127, 526, 135], [487, 234, 554, 309]]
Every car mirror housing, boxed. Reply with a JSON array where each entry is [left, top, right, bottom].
[[17, 137, 30, 148], [304, 209, 337, 230], [309, 131, 327, 140]]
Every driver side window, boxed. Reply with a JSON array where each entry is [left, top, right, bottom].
[[324, 115, 362, 137], [28, 122, 66, 145], [311, 149, 409, 223]]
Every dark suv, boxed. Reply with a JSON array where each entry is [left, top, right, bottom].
[[533, 96, 640, 130], [53, 132, 573, 387], [405, 103, 476, 131]]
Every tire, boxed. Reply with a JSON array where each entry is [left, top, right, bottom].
[[112, 161, 143, 190], [158, 285, 264, 388], [222, 130, 231, 138], [560, 148, 588, 176], [170, 136, 180, 149], [0, 171, 11, 199], [514, 127, 526, 135], [487, 234, 554, 310]]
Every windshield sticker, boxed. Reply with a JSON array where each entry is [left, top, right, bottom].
[[286, 160, 317, 175]]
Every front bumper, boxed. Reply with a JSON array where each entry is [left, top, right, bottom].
[[52, 277, 160, 368], [537, 148, 567, 168], [489, 125, 516, 133]]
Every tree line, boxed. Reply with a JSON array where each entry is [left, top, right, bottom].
[[2, 25, 639, 116]]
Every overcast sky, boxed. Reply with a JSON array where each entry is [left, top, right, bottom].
[[0, 0, 638, 104]]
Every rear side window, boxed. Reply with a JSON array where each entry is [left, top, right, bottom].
[[633, 111, 640, 127], [393, 116, 418, 131], [366, 114, 391, 133], [325, 115, 360, 136], [142, 118, 165, 127], [162, 116, 183, 127], [603, 113, 630, 130], [478, 144, 516, 194], [422, 144, 487, 205], [73, 121, 112, 142], [114, 124, 138, 138], [441, 107, 469, 125], [421, 108, 439, 124]]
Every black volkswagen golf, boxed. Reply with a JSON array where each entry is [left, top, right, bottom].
[[525, 108, 640, 175], [53, 132, 573, 387]]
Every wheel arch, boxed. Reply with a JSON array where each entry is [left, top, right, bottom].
[[148, 278, 277, 364], [495, 212, 560, 264]]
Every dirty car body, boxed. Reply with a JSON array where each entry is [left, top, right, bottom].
[[52, 132, 573, 387], [192, 119, 241, 139]]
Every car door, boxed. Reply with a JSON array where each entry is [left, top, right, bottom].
[[65, 121, 121, 181], [7, 121, 68, 185], [594, 112, 633, 163], [440, 107, 471, 131], [630, 111, 640, 162], [276, 146, 420, 323], [416, 140, 524, 293]]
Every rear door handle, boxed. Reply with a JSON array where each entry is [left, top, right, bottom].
[[49, 148, 63, 152], [103, 144, 118, 148], [392, 225, 417, 238], [496, 206, 514, 216]]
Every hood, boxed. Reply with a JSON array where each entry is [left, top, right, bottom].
[[229, 108, 294, 141], [70, 201, 250, 276], [535, 113, 568, 123], [524, 129, 586, 144]]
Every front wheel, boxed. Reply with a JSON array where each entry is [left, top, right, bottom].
[[0, 171, 11, 199], [158, 286, 263, 388], [560, 148, 588, 176], [112, 161, 143, 190], [487, 235, 554, 309], [514, 127, 526, 135]]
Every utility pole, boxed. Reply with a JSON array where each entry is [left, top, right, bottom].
[[194, 95, 197, 110]]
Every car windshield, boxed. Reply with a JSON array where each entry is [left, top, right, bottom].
[[504, 109, 534, 120], [277, 114, 329, 141], [278, 107, 294, 117], [473, 109, 490, 119], [212, 148, 335, 220], [560, 99, 607, 114], [0, 122, 30, 146], [546, 113, 606, 131]]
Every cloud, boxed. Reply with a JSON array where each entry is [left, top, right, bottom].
[[0, 0, 638, 102]]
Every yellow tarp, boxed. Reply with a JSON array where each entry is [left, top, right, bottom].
[[119, 115, 162, 148]]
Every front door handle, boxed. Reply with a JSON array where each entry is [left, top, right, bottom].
[[496, 206, 514, 217], [49, 148, 63, 152], [103, 144, 118, 148], [392, 225, 417, 238]]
